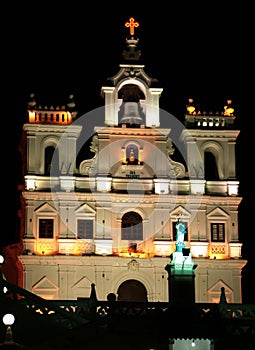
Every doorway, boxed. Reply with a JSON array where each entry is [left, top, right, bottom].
[[117, 279, 148, 302]]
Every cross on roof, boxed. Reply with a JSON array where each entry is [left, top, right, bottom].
[[125, 17, 139, 36]]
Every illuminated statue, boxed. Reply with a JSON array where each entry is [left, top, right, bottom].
[[175, 217, 186, 252]]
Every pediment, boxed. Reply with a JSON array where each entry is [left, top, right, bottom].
[[75, 203, 96, 215], [72, 276, 91, 290], [208, 279, 232, 294], [170, 206, 191, 219], [207, 207, 229, 219], [32, 275, 58, 290], [110, 67, 153, 88], [35, 202, 57, 214]]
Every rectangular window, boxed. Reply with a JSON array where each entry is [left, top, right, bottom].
[[122, 223, 143, 241], [77, 220, 93, 239], [39, 219, 54, 238], [211, 223, 225, 242], [172, 221, 188, 241]]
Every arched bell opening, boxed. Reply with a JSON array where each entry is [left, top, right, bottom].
[[118, 84, 146, 126]]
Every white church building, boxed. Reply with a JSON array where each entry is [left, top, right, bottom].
[[17, 17, 245, 303]]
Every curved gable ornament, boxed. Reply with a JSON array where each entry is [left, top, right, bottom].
[[168, 159, 186, 178], [79, 135, 99, 176], [166, 139, 186, 178]]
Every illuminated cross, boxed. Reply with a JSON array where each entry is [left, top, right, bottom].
[[125, 17, 139, 36]]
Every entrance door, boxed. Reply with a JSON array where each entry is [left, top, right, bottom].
[[117, 279, 148, 302]]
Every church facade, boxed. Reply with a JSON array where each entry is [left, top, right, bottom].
[[15, 18, 245, 303]]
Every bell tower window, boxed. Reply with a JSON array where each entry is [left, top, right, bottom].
[[44, 145, 59, 175], [205, 151, 219, 180], [118, 84, 145, 126]]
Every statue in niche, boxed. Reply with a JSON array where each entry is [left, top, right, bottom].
[[175, 217, 186, 252], [126, 144, 138, 164], [129, 148, 135, 162], [79, 135, 99, 175]]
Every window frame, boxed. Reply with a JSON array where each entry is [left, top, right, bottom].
[[77, 219, 94, 240], [210, 223, 225, 242], [121, 211, 143, 241], [38, 218, 54, 239]]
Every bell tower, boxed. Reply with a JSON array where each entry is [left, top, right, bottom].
[[101, 18, 163, 127]]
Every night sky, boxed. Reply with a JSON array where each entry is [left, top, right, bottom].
[[4, 6, 253, 302]]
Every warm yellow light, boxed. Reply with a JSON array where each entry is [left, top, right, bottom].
[[28, 110, 36, 123], [209, 254, 226, 260], [34, 249, 54, 256], [118, 251, 153, 258], [186, 98, 196, 115], [28, 110, 73, 125], [67, 111, 72, 122], [224, 99, 234, 116]]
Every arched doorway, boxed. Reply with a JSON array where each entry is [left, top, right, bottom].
[[117, 279, 148, 302]]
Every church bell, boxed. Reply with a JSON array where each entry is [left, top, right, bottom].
[[120, 102, 144, 125]]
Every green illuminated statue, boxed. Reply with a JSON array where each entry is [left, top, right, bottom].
[[175, 217, 186, 252]]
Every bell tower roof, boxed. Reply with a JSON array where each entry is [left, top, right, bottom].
[[101, 17, 163, 127]]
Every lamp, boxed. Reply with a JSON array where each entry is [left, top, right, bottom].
[[2, 314, 15, 344], [186, 98, 196, 115], [1, 313, 28, 349], [224, 99, 234, 116]]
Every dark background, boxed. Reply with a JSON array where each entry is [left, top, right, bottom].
[[3, 5, 253, 302]]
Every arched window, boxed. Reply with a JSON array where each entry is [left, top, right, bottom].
[[204, 151, 219, 180], [126, 144, 139, 164], [121, 211, 143, 240], [45, 146, 58, 175]]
